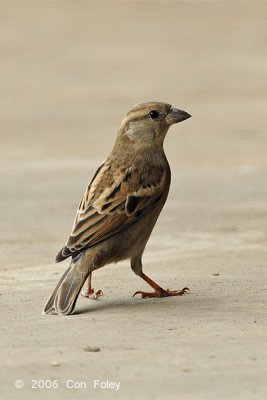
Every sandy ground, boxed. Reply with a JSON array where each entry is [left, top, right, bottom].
[[0, 1, 267, 400]]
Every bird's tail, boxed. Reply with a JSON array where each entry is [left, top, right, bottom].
[[43, 255, 90, 316]]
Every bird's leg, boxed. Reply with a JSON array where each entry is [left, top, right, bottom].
[[131, 256, 189, 299], [133, 272, 189, 298], [81, 272, 103, 300]]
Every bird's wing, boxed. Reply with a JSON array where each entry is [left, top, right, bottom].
[[58, 162, 167, 260]]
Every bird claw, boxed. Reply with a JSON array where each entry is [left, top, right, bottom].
[[133, 287, 190, 299], [81, 288, 103, 300]]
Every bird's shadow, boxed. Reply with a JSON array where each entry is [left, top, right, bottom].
[[73, 292, 215, 316]]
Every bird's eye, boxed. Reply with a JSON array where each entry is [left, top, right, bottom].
[[148, 110, 159, 119]]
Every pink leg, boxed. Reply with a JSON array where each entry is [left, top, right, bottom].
[[81, 273, 103, 300], [133, 272, 189, 299]]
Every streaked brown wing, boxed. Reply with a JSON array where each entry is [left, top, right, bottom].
[[57, 163, 166, 260]]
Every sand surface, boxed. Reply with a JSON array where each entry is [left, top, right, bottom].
[[0, 2, 267, 400]]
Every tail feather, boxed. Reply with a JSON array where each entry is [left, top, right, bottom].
[[54, 267, 89, 315], [43, 257, 90, 316], [43, 266, 72, 315]]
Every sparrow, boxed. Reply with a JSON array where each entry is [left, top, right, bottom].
[[43, 102, 191, 316]]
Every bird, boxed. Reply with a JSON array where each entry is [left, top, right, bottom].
[[43, 101, 191, 316]]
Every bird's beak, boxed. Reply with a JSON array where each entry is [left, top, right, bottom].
[[166, 107, 191, 125]]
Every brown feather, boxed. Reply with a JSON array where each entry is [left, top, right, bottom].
[[61, 164, 166, 257]]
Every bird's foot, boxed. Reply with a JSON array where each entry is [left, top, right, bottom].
[[81, 288, 103, 300], [133, 287, 189, 299]]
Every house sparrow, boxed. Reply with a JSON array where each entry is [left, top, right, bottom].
[[43, 102, 191, 316]]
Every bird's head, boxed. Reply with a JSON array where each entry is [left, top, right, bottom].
[[117, 102, 191, 148]]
